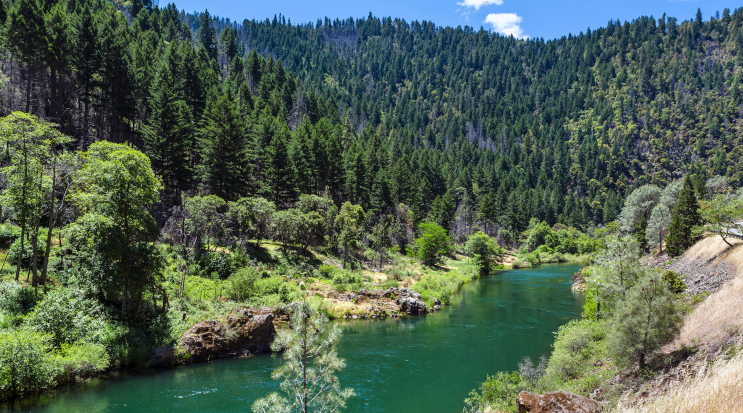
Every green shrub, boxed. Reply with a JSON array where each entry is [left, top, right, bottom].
[[608, 275, 683, 369], [0, 281, 37, 315], [413, 223, 450, 266], [464, 371, 526, 412], [541, 319, 607, 391], [317, 264, 338, 279], [331, 271, 363, 286], [661, 270, 687, 294], [413, 265, 478, 306], [184, 276, 224, 302], [255, 277, 299, 303], [0, 329, 57, 400], [225, 267, 260, 302], [0, 223, 20, 248], [7, 230, 48, 269], [24, 288, 113, 348], [511, 260, 532, 269], [55, 343, 110, 382], [192, 251, 244, 279]]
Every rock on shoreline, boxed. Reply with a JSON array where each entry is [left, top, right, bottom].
[[151, 306, 288, 366]]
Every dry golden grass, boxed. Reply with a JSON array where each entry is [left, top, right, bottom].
[[679, 236, 742, 266], [676, 273, 743, 347], [672, 236, 743, 348], [617, 352, 743, 413]]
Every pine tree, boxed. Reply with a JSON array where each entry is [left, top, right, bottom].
[[143, 56, 193, 199], [252, 303, 354, 413], [666, 176, 702, 257], [198, 94, 250, 201], [197, 10, 217, 62], [8, 0, 48, 112], [263, 119, 298, 207]]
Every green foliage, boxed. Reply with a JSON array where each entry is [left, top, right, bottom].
[[0, 329, 57, 400], [661, 270, 687, 294], [413, 222, 450, 266], [413, 264, 478, 306], [0, 281, 36, 315], [225, 267, 260, 302], [666, 176, 702, 257], [68, 141, 162, 314], [540, 320, 608, 393], [465, 231, 503, 274], [698, 194, 743, 247], [464, 371, 525, 412], [252, 303, 354, 413], [54, 343, 110, 382], [330, 271, 363, 286], [608, 274, 683, 368], [24, 288, 113, 348]]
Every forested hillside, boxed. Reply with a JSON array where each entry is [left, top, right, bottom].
[[2, 0, 743, 238]]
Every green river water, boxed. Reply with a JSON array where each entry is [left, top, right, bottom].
[[6, 263, 584, 413]]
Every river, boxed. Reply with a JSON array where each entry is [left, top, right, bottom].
[[6, 263, 584, 413]]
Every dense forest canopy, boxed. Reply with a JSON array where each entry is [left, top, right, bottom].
[[1, 0, 742, 239]]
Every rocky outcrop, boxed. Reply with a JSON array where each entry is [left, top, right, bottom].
[[181, 307, 277, 362], [396, 289, 427, 315], [331, 287, 435, 318], [572, 268, 587, 292], [152, 307, 284, 366], [517, 391, 603, 413]]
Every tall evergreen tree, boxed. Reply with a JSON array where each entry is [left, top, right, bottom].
[[666, 176, 702, 257], [198, 94, 249, 201], [197, 10, 217, 62]]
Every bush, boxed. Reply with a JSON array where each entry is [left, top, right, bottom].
[[662, 270, 687, 294], [55, 342, 110, 382], [316, 264, 339, 279], [193, 251, 245, 279], [511, 259, 532, 269], [464, 371, 526, 412], [0, 223, 20, 248], [225, 267, 260, 302], [413, 223, 450, 266], [331, 271, 363, 286], [413, 264, 478, 306], [0, 281, 37, 315], [255, 277, 300, 303], [24, 288, 112, 348], [541, 319, 607, 390], [0, 329, 57, 400], [465, 232, 503, 274], [608, 275, 683, 368]]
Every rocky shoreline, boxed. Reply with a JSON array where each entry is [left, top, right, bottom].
[[151, 287, 439, 366]]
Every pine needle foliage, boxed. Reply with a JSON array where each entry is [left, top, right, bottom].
[[252, 303, 354, 413], [666, 176, 702, 257]]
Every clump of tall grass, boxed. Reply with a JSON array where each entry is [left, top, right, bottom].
[[618, 351, 743, 413]]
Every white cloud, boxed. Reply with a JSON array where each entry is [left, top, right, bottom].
[[457, 0, 504, 10], [484, 13, 529, 39]]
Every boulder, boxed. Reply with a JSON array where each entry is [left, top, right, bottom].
[[151, 341, 176, 367], [180, 307, 276, 362], [398, 289, 427, 315], [517, 391, 603, 413]]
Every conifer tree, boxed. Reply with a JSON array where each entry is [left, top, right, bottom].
[[666, 176, 702, 257], [197, 10, 217, 62], [198, 94, 249, 201], [252, 303, 354, 413], [143, 57, 193, 198], [263, 119, 298, 207]]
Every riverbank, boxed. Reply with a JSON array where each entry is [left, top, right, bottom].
[[8, 263, 585, 413], [466, 235, 743, 413]]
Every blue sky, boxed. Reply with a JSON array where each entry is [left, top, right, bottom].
[[172, 0, 743, 40]]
